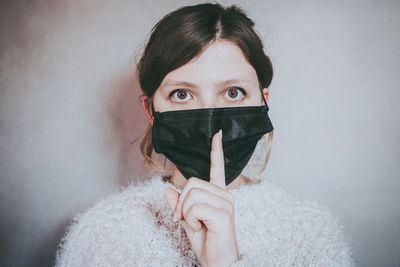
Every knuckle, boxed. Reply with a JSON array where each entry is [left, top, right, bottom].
[[181, 194, 190, 210], [182, 205, 191, 220], [191, 220, 202, 232], [191, 203, 201, 214], [185, 202, 199, 219], [188, 187, 201, 198], [184, 189, 199, 207], [187, 177, 199, 185]]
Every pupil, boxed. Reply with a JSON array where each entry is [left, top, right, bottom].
[[178, 91, 186, 99], [229, 88, 238, 98]]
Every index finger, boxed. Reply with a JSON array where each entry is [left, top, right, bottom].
[[209, 129, 226, 189]]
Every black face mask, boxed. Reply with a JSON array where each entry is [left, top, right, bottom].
[[151, 103, 274, 185]]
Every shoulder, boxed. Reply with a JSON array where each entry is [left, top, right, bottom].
[[231, 178, 354, 266], [65, 175, 168, 230], [55, 175, 172, 266], [234, 178, 345, 229]]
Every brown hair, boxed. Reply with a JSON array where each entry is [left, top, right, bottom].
[[136, 3, 274, 176]]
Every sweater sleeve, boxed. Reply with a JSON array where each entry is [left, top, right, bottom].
[[230, 208, 354, 267], [54, 178, 198, 266], [54, 191, 157, 267], [55, 210, 97, 267], [304, 205, 355, 266], [230, 188, 354, 267]]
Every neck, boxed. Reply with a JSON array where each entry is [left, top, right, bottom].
[[169, 165, 253, 190]]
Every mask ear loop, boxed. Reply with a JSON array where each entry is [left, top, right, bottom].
[[150, 95, 155, 118], [262, 95, 268, 106], [262, 94, 269, 111], [245, 91, 272, 183], [138, 94, 156, 121], [148, 95, 172, 176], [258, 92, 273, 181], [253, 131, 273, 183]]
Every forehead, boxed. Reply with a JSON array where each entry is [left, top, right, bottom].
[[161, 40, 258, 86]]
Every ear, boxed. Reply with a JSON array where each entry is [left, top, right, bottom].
[[141, 95, 154, 125], [262, 88, 270, 103]]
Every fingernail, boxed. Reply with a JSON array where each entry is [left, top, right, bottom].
[[219, 129, 222, 141]]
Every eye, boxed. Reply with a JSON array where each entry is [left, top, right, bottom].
[[224, 87, 246, 101], [169, 89, 192, 102]]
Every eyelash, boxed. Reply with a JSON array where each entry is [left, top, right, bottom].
[[168, 89, 193, 102], [225, 87, 247, 101], [168, 87, 247, 102]]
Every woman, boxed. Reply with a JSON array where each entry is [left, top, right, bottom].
[[55, 3, 353, 266]]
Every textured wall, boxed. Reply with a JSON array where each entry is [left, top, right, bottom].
[[0, 0, 399, 266]]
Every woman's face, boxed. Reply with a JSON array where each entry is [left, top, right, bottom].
[[151, 40, 269, 113]]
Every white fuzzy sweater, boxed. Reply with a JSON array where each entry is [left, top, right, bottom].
[[55, 175, 354, 266]]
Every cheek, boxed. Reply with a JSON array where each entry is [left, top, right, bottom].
[[152, 91, 179, 112], [152, 91, 166, 112], [245, 90, 264, 105]]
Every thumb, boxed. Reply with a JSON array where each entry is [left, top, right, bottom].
[[164, 187, 179, 212]]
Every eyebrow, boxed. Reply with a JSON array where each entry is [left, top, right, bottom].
[[161, 78, 248, 89], [161, 79, 198, 88], [216, 79, 247, 87]]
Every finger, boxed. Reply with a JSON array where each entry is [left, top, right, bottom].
[[174, 177, 233, 221], [210, 129, 226, 189], [164, 187, 179, 213], [181, 218, 205, 235], [181, 188, 233, 225], [184, 203, 232, 233]]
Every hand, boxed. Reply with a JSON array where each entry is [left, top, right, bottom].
[[164, 130, 240, 266]]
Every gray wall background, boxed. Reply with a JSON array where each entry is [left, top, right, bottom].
[[1, 0, 399, 266]]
